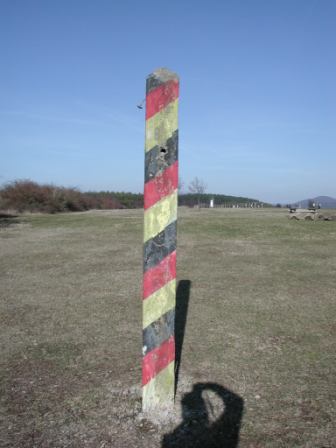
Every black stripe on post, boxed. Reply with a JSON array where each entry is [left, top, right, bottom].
[[146, 69, 177, 93], [145, 130, 178, 183], [143, 308, 175, 356], [143, 221, 177, 272]]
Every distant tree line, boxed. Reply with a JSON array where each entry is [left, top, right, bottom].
[[180, 176, 266, 208], [178, 193, 264, 207], [0, 179, 267, 213], [85, 191, 143, 209]]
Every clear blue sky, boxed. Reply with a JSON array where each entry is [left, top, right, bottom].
[[1, 0, 335, 203]]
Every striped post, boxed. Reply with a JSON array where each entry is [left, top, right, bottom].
[[142, 68, 179, 411]]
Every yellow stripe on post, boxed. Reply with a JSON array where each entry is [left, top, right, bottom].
[[143, 190, 177, 242], [143, 279, 176, 328], [145, 99, 178, 152], [142, 361, 175, 408]]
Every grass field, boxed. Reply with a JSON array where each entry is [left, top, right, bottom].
[[1, 208, 335, 447]]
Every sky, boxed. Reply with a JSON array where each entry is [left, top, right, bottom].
[[1, 0, 335, 203]]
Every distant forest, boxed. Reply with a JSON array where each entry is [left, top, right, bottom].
[[0, 180, 266, 213], [179, 193, 264, 207]]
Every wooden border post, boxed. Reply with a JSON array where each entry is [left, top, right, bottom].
[[142, 68, 179, 411]]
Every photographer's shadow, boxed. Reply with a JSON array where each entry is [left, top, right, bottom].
[[162, 382, 244, 448]]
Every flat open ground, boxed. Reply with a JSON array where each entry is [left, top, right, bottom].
[[1, 208, 335, 447]]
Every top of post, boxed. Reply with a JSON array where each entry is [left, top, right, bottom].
[[146, 67, 179, 94]]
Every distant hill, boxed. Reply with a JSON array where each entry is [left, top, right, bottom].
[[294, 196, 336, 209]]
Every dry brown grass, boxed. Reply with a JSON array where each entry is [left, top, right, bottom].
[[1, 208, 335, 447]]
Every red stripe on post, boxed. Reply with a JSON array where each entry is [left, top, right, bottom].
[[142, 335, 175, 385], [146, 80, 179, 120], [144, 162, 178, 210], [143, 251, 176, 300]]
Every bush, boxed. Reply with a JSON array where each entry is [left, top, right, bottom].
[[0, 180, 132, 213], [0, 180, 92, 213]]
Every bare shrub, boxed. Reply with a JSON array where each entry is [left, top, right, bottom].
[[0, 180, 91, 213]]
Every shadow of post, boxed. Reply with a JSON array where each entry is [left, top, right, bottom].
[[174, 280, 191, 397], [162, 382, 244, 448]]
